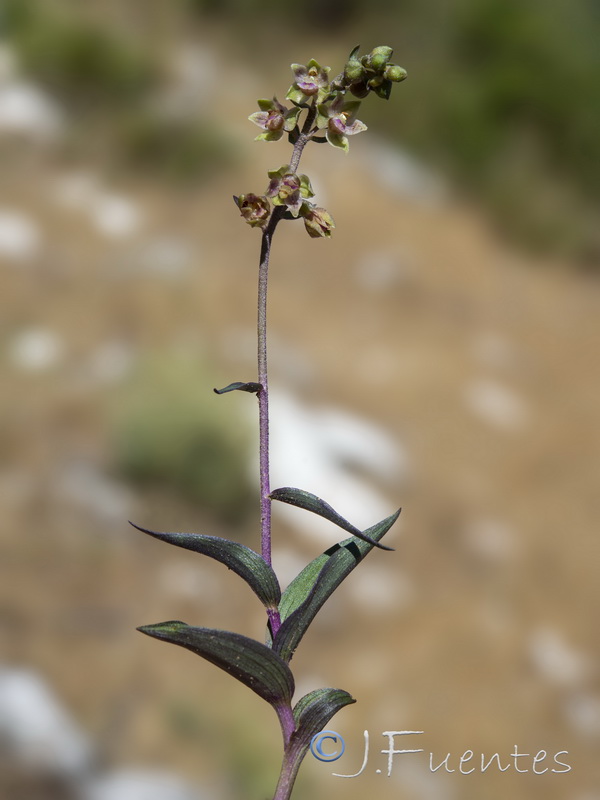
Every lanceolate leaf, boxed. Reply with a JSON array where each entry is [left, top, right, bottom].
[[280, 688, 356, 791], [293, 687, 355, 733], [130, 523, 281, 609], [270, 487, 394, 551], [278, 553, 329, 624], [291, 688, 355, 752], [273, 509, 400, 661], [213, 381, 262, 395], [138, 621, 294, 706]]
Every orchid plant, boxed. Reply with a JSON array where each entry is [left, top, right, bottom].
[[134, 45, 407, 800]]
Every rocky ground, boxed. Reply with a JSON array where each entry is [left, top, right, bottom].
[[0, 39, 598, 800]]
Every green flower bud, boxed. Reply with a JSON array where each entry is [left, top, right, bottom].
[[385, 64, 407, 83], [344, 58, 364, 83], [369, 45, 393, 71]]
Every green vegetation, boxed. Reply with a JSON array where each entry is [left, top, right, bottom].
[[380, 0, 600, 261], [117, 113, 234, 183], [2, 0, 156, 106], [112, 356, 255, 524], [2, 0, 233, 181]]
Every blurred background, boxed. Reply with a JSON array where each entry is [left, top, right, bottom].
[[0, 1, 598, 799]]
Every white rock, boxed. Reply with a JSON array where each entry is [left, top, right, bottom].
[[347, 564, 413, 611], [0, 81, 62, 139], [160, 46, 218, 117], [271, 548, 311, 589], [463, 518, 518, 562], [364, 138, 445, 205], [92, 194, 142, 239], [51, 173, 142, 239], [8, 328, 64, 371], [265, 389, 405, 544], [0, 669, 92, 775], [563, 692, 600, 738], [464, 378, 529, 431], [0, 210, 41, 260], [528, 627, 590, 688]]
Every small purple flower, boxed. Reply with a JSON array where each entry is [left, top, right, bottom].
[[248, 98, 301, 142], [316, 95, 367, 152], [265, 165, 314, 217], [286, 59, 330, 104]]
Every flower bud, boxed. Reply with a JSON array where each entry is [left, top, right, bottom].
[[344, 58, 364, 83], [385, 64, 407, 83], [301, 204, 335, 238], [236, 194, 271, 228], [369, 45, 393, 71]]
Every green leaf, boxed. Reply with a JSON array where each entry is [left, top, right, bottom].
[[326, 131, 349, 152], [348, 44, 361, 61], [291, 687, 355, 748], [373, 79, 392, 100], [278, 553, 329, 623], [129, 522, 281, 609], [279, 688, 355, 790], [273, 509, 400, 661], [286, 85, 307, 105], [270, 487, 394, 551], [284, 107, 301, 132], [138, 621, 294, 706], [213, 381, 262, 395], [255, 130, 283, 142]]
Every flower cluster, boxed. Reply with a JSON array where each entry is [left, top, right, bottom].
[[339, 45, 407, 101], [235, 168, 334, 239], [238, 45, 405, 237]]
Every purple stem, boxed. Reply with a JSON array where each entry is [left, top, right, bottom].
[[256, 112, 315, 573], [255, 108, 316, 799], [257, 225, 274, 567]]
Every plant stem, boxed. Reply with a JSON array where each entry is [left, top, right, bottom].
[[256, 129, 312, 572], [272, 741, 307, 800], [257, 221, 275, 568], [257, 116, 316, 797]]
